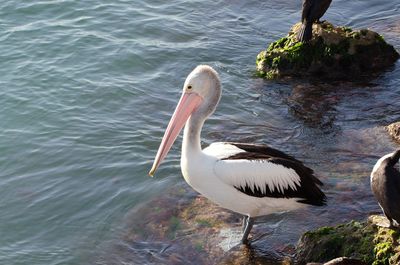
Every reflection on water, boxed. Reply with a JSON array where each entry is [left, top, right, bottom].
[[288, 83, 342, 134]]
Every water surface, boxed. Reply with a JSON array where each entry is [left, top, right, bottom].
[[0, 0, 399, 264]]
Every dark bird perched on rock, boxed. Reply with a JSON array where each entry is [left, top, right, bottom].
[[370, 150, 400, 228], [298, 0, 333, 42]]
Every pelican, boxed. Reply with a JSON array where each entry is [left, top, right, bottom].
[[371, 149, 400, 228], [149, 65, 326, 244]]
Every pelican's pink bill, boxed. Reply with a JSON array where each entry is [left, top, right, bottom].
[[149, 92, 203, 176]]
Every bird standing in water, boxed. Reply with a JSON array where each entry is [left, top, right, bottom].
[[298, 0, 333, 42], [149, 65, 326, 244], [371, 150, 400, 228]]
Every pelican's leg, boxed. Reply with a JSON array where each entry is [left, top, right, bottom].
[[241, 216, 248, 232], [241, 216, 254, 244]]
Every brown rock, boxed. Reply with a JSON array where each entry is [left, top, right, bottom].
[[323, 257, 367, 265], [386, 122, 400, 143]]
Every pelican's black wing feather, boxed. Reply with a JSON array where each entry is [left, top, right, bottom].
[[222, 142, 326, 206]]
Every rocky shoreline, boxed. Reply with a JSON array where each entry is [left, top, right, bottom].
[[119, 183, 399, 265], [296, 216, 400, 265]]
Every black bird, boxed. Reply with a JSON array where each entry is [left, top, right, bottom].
[[370, 150, 400, 228], [298, 0, 333, 42]]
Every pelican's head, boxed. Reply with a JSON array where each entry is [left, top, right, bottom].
[[149, 65, 222, 177], [182, 65, 221, 118]]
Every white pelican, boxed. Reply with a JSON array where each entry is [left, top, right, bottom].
[[149, 65, 326, 244], [371, 149, 400, 228]]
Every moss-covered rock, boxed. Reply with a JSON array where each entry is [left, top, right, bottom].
[[386, 122, 400, 144], [296, 215, 400, 265], [256, 22, 400, 79]]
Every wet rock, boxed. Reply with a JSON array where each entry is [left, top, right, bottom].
[[307, 257, 366, 265], [296, 215, 400, 265], [386, 122, 400, 143], [122, 185, 296, 265], [256, 21, 399, 79], [296, 221, 374, 264], [218, 245, 294, 265], [323, 257, 367, 265], [113, 183, 397, 265]]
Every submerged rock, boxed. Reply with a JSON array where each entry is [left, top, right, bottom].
[[121, 185, 296, 265], [386, 122, 400, 143], [296, 215, 400, 265], [113, 184, 397, 265], [307, 257, 368, 265], [256, 21, 400, 79]]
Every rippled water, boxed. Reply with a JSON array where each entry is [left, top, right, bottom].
[[0, 1, 399, 264]]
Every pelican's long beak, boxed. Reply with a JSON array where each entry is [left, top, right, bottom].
[[149, 92, 203, 177]]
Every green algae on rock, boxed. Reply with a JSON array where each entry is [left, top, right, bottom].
[[256, 22, 400, 79], [122, 185, 297, 265], [370, 216, 400, 265], [295, 215, 400, 265]]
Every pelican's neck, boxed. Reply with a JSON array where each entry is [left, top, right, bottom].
[[182, 114, 205, 157]]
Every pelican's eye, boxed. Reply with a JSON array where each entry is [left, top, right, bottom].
[[187, 85, 192, 90]]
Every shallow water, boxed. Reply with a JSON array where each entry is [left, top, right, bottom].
[[0, 0, 399, 264]]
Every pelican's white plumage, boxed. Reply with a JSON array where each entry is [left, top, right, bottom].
[[214, 157, 301, 194], [181, 143, 306, 217], [203, 142, 244, 159], [150, 65, 326, 244], [203, 142, 302, 197]]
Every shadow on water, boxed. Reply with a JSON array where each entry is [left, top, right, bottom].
[[287, 82, 345, 135]]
